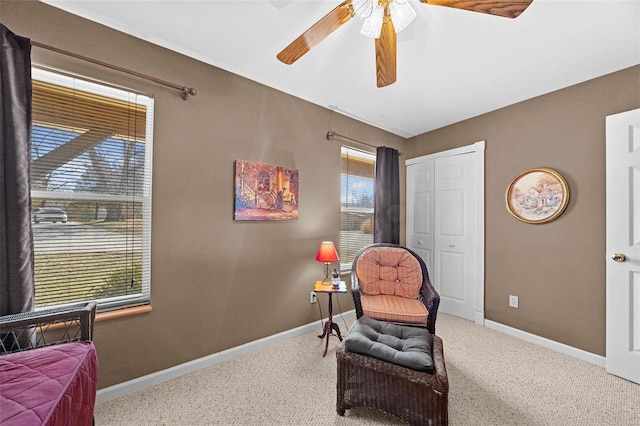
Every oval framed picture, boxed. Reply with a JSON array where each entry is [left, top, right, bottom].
[[505, 168, 569, 224]]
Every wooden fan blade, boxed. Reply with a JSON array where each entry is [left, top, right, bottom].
[[375, 8, 397, 88], [420, 0, 533, 19], [277, 0, 354, 65]]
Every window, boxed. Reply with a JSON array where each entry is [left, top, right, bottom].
[[30, 68, 153, 311], [340, 147, 375, 271]]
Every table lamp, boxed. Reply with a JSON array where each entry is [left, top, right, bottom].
[[315, 241, 339, 284]]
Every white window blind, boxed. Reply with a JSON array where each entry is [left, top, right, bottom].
[[30, 68, 153, 311], [340, 147, 375, 271]]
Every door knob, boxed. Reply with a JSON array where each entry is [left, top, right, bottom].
[[612, 253, 627, 262]]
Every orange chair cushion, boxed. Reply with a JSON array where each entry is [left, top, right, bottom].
[[361, 294, 429, 325], [356, 247, 423, 299]]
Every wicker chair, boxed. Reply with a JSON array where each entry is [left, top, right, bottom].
[[351, 243, 440, 334]]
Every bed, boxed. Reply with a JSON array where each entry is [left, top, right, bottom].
[[0, 302, 98, 426]]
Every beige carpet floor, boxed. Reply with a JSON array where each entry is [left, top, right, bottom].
[[94, 313, 640, 425]]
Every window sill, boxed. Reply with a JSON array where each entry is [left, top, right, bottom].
[[96, 305, 152, 322]]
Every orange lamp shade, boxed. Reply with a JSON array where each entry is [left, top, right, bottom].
[[315, 241, 339, 263]]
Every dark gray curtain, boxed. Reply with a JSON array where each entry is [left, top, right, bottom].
[[373, 146, 399, 244], [0, 23, 34, 317]]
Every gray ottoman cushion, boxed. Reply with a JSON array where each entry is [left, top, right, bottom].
[[344, 316, 434, 372]]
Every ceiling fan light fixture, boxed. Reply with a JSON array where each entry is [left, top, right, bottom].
[[389, 1, 416, 33], [360, 3, 384, 38], [277, 0, 534, 87], [353, 0, 374, 18]]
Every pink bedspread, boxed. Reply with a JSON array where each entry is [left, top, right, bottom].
[[0, 341, 98, 426]]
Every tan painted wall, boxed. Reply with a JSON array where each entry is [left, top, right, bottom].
[[406, 65, 640, 355], [1, 1, 406, 388]]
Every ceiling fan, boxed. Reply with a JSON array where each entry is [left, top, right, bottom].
[[277, 0, 533, 88]]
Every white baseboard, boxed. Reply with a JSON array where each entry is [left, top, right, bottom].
[[484, 320, 606, 368], [474, 311, 485, 326], [98, 312, 603, 404], [96, 310, 356, 403]]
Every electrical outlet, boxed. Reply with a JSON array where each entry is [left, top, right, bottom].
[[509, 295, 519, 308], [310, 291, 317, 304]]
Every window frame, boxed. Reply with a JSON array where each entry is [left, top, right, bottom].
[[30, 67, 153, 312], [340, 146, 376, 272]]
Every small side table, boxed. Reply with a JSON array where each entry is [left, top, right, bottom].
[[314, 280, 348, 357]]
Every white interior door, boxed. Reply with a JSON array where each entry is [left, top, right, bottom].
[[434, 153, 477, 321], [406, 142, 485, 324], [606, 108, 640, 384], [406, 158, 435, 272]]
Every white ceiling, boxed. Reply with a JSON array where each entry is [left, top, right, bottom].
[[41, 0, 640, 138]]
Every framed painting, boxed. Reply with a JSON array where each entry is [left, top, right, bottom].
[[234, 160, 298, 221], [505, 168, 569, 224]]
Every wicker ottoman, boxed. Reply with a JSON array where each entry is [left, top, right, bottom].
[[336, 318, 449, 425]]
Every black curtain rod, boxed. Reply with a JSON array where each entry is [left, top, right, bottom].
[[31, 41, 197, 100], [326, 131, 402, 156]]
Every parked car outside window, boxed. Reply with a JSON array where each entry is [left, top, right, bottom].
[[32, 208, 68, 224]]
